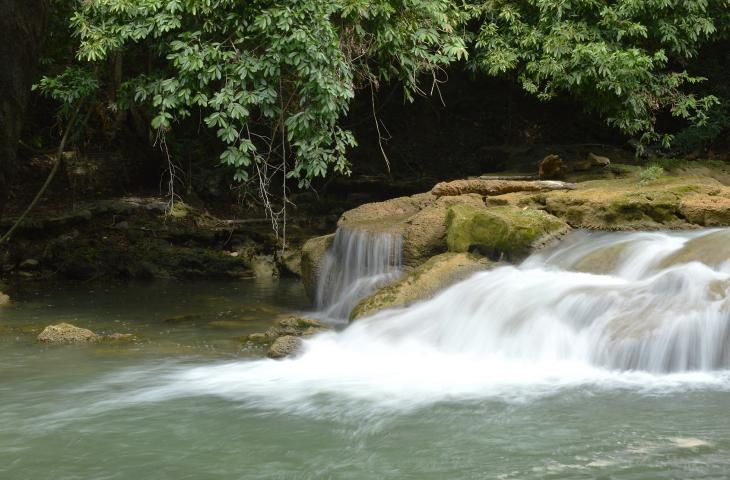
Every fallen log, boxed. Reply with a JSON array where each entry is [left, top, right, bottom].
[[432, 179, 576, 197]]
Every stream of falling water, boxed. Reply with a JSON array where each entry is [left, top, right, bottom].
[[314, 228, 402, 320]]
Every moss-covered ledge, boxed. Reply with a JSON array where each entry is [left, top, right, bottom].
[[446, 204, 570, 261]]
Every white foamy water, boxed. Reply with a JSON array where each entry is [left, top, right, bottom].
[[76, 229, 730, 415], [315, 228, 402, 320]]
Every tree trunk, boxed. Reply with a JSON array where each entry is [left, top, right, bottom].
[[0, 0, 49, 218]]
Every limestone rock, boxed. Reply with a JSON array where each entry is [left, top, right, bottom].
[[267, 335, 304, 359], [446, 204, 569, 261], [300, 234, 334, 299], [337, 193, 435, 233], [538, 154, 565, 179], [37, 323, 98, 344], [401, 194, 485, 267], [351, 252, 493, 320], [679, 195, 730, 226]]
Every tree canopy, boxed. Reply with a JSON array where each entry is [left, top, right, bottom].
[[35, 0, 730, 198]]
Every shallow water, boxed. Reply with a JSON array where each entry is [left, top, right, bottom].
[[3, 232, 730, 479]]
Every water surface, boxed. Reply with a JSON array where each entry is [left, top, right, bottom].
[[2, 232, 730, 479]]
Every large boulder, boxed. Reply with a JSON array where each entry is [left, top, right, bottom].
[[37, 323, 98, 343], [0, 291, 9, 306], [446, 204, 569, 261], [401, 194, 486, 267], [300, 234, 334, 299], [337, 192, 435, 233], [351, 252, 493, 319]]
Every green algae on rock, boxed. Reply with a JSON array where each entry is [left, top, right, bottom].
[[446, 204, 569, 261]]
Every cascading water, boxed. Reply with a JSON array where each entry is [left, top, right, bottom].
[[73, 229, 730, 411], [314, 228, 403, 320]]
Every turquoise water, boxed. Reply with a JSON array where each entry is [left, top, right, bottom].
[[1, 275, 729, 479]]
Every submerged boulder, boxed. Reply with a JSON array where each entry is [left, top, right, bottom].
[[37, 323, 98, 343], [446, 204, 569, 261], [658, 230, 730, 269], [351, 252, 493, 320], [300, 234, 334, 299]]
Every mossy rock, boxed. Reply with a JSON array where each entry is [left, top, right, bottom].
[[300, 233, 334, 300], [401, 194, 485, 267], [446, 204, 569, 261], [37, 323, 98, 344], [497, 175, 730, 230], [266, 335, 304, 359], [351, 252, 494, 320]]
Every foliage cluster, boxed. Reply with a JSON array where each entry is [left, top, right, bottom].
[[35, 0, 730, 203]]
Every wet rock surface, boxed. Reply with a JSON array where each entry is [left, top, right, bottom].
[[243, 315, 333, 359], [446, 204, 570, 261], [351, 252, 494, 320], [267, 336, 304, 359]]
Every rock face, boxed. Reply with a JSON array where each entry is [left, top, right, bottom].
[[267, 336, 304, 359], [538, 154, 565, 179], [300, 234, 334, 299], [37, 323, 98, 343], [446, 204, 569, 261], [351, 252, 493, 319]]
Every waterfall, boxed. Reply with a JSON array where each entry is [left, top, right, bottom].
[[335, 229, 730, 373], [314, 228, 403, 320], [120, 228, 730, 411]]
